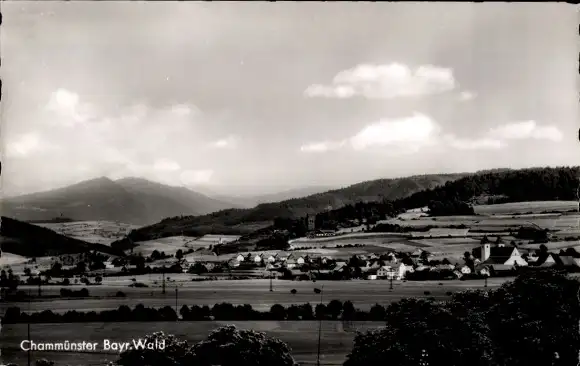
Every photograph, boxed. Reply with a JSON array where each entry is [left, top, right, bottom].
[[0, 2, 579, 366]]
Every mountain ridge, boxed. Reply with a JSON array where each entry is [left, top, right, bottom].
[[0, 177, 241, 225]]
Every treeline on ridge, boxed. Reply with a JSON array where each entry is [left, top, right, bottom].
[[112, 167, 579, 249]]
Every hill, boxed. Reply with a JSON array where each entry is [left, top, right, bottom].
[[0, 216, 124, 257], [198, 185, 337, 209], [114, 172, 469, 244], [0, 177, 239, 225], [394, 166, 580, 211]]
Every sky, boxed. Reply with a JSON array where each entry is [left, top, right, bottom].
[[1, 2, 579, 197]]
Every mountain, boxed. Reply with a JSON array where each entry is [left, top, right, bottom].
[[0, 177, 239, 225], [115, 172, 469, 243], [0, 216, 124, 257]]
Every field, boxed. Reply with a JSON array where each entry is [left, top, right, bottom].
[[36, 221, 138, 246], [473, 201, 579, 215], [0, 321, 384, 366], [0, 278, 512, 316]]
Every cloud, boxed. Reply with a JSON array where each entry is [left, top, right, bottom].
[[458, 91, 476, 101], [45, 88, 95, 126], [210, 135, 239, 149], [349, 113, 440, 150], [487, 121, 563, 142], [299, 113, 440, 153], [7, 88, 220, 190], [304, 63, 456, 99], [179, 169, 214, 185], [5, 133, 60, 157], [300, 140, 346, 153]]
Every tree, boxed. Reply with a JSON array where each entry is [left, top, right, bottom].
[[345, 299, 495, 366], [175, 249, 183, 260], [95, 276, 103, 284], [116, 326, 296, 366]]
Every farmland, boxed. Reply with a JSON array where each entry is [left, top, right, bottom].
[[1, 200, 579, 365], [0, 321, 384, 366], [0, 278, 511, 316], [36, 221, 138, 246]]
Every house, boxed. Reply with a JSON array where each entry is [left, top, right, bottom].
[[377, 263, 407, 280], [236, 254, 245, 262], [267, 254, 278, 263], [537, 254, 580, 270], [296, 256, 305, 265], [377, 266, 394, 278], [228, 259, 241, 268], [104, 261, 115, 269], [286, 258, 298, 269], [254, 254, 264, 263], [334, 261, 347, 271], [411, 249, 424, 258], [321, 256, 332, 264], [366, 268, 379, 280]]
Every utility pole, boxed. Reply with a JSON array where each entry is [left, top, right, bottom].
[[485, 276, 488, 288], [316, 285, 324, 366], [38, 273, 42, 297], [175, 288, 178, 321], [27, 289, 31, 366], [269, 271, 273, 292], [389, 273, 394, 290], [162, 270, 166, 295]]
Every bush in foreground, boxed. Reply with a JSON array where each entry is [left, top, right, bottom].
[[115, 325, 296, 366], [344, 269, 580, 366]]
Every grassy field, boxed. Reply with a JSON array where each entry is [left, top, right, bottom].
[[0, 321, 384, 366], [37, 221, 138, 246], [1, 278, 511, 316], [474, 201, 578, 215]]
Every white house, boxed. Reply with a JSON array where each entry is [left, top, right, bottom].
[[296, 256, 305, 265], [236, 254, 245, 262], [377, 263, 407, 280], [456, 265, 472, 274], [254, 254, 264, 263], [377, 266, 394, 278], [267, 254, 278, 263]]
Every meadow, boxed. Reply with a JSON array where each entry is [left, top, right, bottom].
[[0, 321, 384, 366], [1, 278, 511, 316], [36, 221, 138, 246]]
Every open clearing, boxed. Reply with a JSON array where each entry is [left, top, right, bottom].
[[474, 201, 578, 215], [37, 221, 137, 245], [1, 278, 512, 316], [0, 321, 383, 366]]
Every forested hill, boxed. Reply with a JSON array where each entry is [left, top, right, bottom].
[[115, 173, 468, 243], [393, 166, 580, 210]]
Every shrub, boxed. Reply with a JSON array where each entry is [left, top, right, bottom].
[[290, 289, 297, 295]]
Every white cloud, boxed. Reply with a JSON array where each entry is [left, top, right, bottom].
[[349, 113, 440, 150], [5, 133, 59, 157], [458, 91, 476, 101], [487, 121, 563, 142], [299, 113, 440, 154], [304, 63, 456, 99], [210, 135, 239, 149], [153, 158, 181, 172], [45, 88, 95, 126], [299, 140, 346, 153], [180, 169, 214, 185]]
